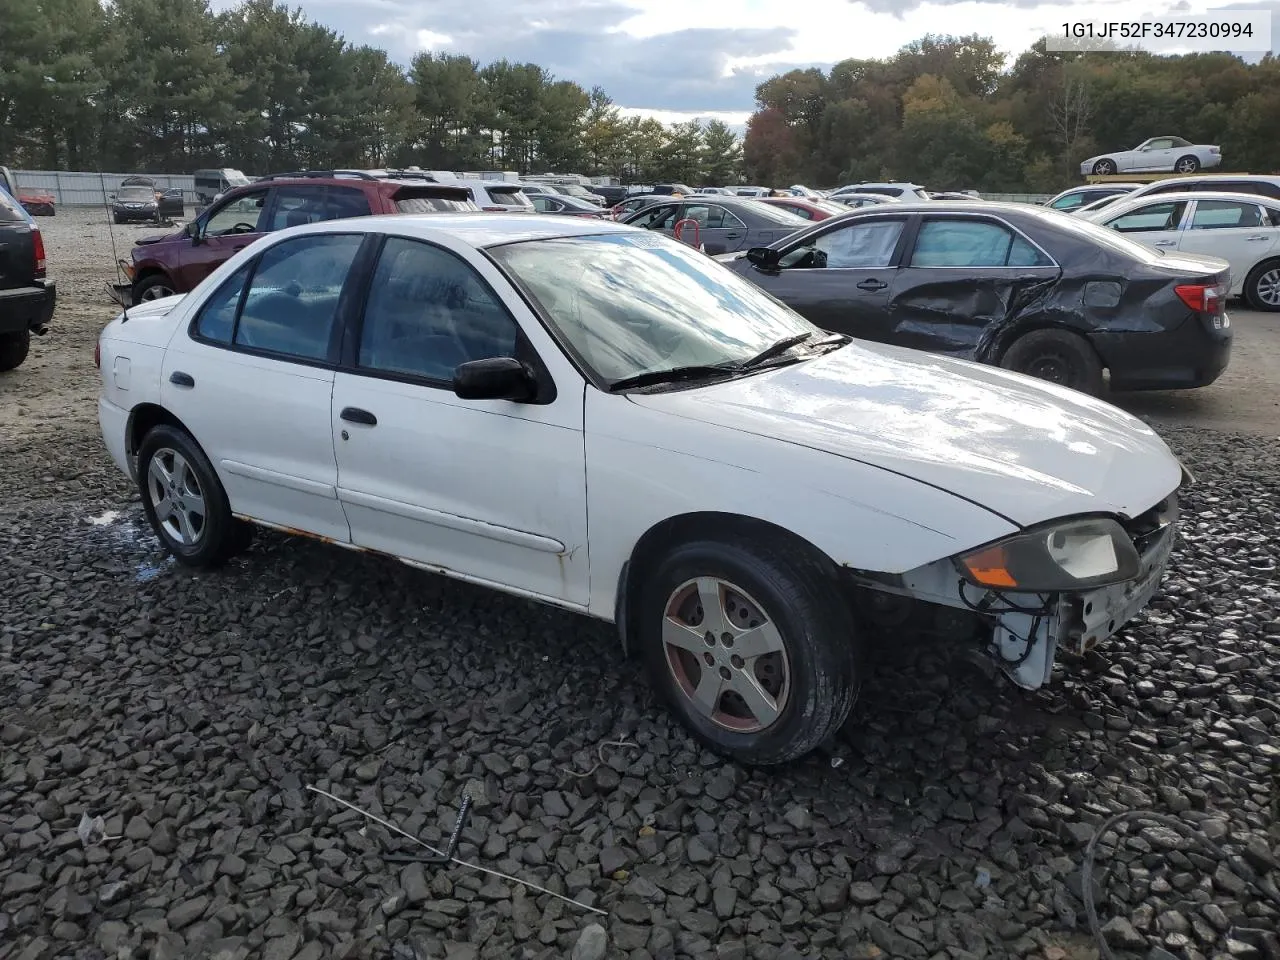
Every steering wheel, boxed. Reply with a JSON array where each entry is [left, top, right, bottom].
[[224, 222, 256, 235]]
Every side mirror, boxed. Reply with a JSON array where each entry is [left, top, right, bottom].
[[746, 246, 779, 268], [185, 220, 202, 244], [108, 193, 117, 201], [452, 357, 536, 402]]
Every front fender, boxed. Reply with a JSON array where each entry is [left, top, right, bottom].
[[583, 392, 1017, 619]]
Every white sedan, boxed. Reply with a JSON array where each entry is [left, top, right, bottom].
[[1081, 190, 1280, 311], [96, 214, 1187, 764], [1080, 137, 1222, 177]]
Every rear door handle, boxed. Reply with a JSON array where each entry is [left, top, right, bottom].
[[856, 279, 888, 291], [1153, 240, 1177, 247], [169, 371, 194, 387], [1246, 235, 1268, 241], [340, 407, 377, 426]]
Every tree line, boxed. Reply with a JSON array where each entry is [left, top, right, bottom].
[[744, 34, 1280, 192], [0, 0, 744, 184]]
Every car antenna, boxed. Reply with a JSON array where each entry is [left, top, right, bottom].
[[99, 169, 131, 323]]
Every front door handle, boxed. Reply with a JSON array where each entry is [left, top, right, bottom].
[[1153, 240, 1177, 247], [169, 371, 194, 387], [724, 232, 742, 239], [1246, 235, 1268, 241], [856, 279, 888, 291], [340, 407, 377, 426]]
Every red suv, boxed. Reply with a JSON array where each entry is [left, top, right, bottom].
[[121, 170, 477, 303]]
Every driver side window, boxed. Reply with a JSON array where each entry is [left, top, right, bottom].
[[204, 189, 268, 238], [633, 204, 677, 230], [779, 220, 905, 269], [1106, 201, 1187, 233]]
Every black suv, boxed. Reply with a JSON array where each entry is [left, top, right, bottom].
[[0, 185, 55, 371]]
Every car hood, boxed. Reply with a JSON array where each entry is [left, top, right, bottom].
[[629, 341, 1182, 529], [134, 229, 183, 246]]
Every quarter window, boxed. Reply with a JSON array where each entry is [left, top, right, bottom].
[[358, 238, 520, 382], [193, 264, 251, 344], [909, 219, 1052, 267], [233, 234, 363, 361]]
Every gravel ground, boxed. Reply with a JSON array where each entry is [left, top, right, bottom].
[[2, 208, 1278, 960]]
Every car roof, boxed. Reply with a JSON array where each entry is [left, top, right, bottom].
[[1103, 190, 1280, 207], [283, 212, 634, 247], [1139, 174, 1280, 186]]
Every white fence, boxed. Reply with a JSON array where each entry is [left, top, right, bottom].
[[11, 170, 196, 206]]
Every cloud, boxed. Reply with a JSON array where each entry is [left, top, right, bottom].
[[213, 0, 820, 113]]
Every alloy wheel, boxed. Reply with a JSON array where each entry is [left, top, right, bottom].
[[139, 283, 176, 301], [661, 577, 791, 733], [147, 448, 207, 545], [1256, 267, 1280, 308]]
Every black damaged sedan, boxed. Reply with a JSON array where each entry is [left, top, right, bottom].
[[720, 201, 1232, 395]]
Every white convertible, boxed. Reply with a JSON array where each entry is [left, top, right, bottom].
[[97, 214, 1187, 763], [1080, 136, 1222, 177]]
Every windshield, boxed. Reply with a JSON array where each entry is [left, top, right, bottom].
[[118, 187, 154, 201], [489, 232, 820, 384], [488, 187, 533, 208]]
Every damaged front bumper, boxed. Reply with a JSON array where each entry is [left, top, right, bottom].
[[852, 493, 1180, 691]]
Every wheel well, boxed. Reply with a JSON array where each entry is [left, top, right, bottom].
[[615, 512, 842, 658], [126, 403, 193, 457], [1246, 256, 1280, 280], [133, 267, 172, 287], [990, 323, 1104, 369]]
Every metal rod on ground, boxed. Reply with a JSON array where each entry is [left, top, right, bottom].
[[305, 784, 608, 916]]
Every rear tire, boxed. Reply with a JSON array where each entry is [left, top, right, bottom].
[[137, 425, 251, 568], [0, 330, 31, 371], [1000, 328, 1105, 395], [1243, 260, 1280, 312], [1092, 159, 1117, 176], [637, 537, 860, 765], [1174, 155, 1200, 174]]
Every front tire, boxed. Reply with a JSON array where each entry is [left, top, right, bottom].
[[1175, 155, 1200, 174], [1092, 159, 1117, 176], [1000, 328, 1105, 395], [637, 538, 860, 765], [0, 330, 31, 371], [133, 273, 178, 303], [137, 425, 251, 568], [1244, 260, 1280, 312]]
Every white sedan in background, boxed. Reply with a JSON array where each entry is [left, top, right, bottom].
[[1082, 190, 1280, 310], [1081, 137, 1222, 176], [97, 214, 1186, 764]]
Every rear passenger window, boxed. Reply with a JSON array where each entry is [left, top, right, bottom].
[[910, 220, 1053, 267], [233, 234, 362, 361], [193, 264, 250, 343], [357, 237, 519, 382], [326, 187, 371, 220], [1190, 200, 1264, 230]]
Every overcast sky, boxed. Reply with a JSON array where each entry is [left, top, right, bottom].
[[211, 0, 1280, 127]]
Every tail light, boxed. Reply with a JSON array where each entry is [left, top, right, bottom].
[[1175, 283, 1223, 313], [32, 228, 46, 278]]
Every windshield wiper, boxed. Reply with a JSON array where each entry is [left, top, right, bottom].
[[740, 333, 814, 369], [608, 363, 742, 392]]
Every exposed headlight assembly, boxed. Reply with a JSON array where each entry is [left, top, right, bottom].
[[955, 517, 1140, 593]]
